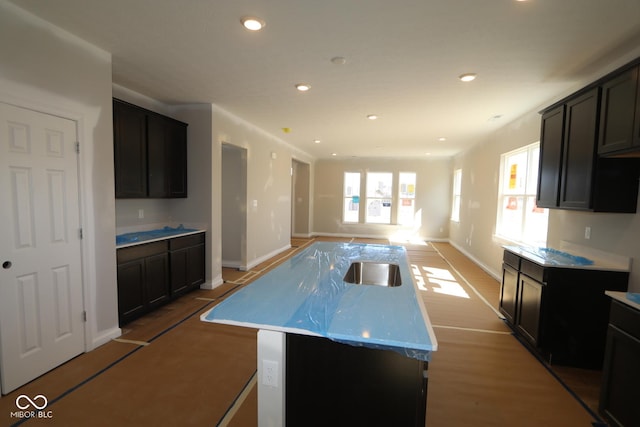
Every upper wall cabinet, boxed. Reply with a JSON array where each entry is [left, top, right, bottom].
[[537, 88, 640, 213], [537, 59, 640, 213], [598, 65, 640, 156], [113, 99, 188, 199]]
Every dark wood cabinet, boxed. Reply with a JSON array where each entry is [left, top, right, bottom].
[[500, 249, 628, 369], [600, 300, 640, 427], [598, 65, 640, 156], [286, 333, 427, 426], [113, 100, 147, 198], [116, 232, 205, 325], [559, 89, 600, 210], [537, 88, 640, 213], [169, 233, 205, 296], [114, 98, 188, 199], [499, 251, 520, 325], [117, 240, 169, 325], [537, 105, 565, 208], [517, 273, 544, 346]]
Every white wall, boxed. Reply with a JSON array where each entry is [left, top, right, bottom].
[[451, 97, 640, 293], [209, 107, 314, 269], [312, 157, 451, 241], [221, 143, 247, 267], [0, 2, 119, 347]]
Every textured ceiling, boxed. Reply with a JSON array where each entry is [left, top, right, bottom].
[[9, 0, 640, 159]]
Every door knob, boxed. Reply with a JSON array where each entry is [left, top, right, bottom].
[[2, 261, 11, 269]]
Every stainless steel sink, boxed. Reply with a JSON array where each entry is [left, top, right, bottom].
[[343, 262, 402, 287]]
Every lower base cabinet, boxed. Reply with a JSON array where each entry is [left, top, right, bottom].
[[117, 232, 205, 326], [169, 233, 205, 296], [499, 249, 629, 369], [286, 334, 427, 427], [600, 300, 640, 427]]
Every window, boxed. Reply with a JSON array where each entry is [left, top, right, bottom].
[[451, 169, 462, 222], [496, 142, 548, 246], [343, 172, 360, 223], [398, 172, 416, 225], [365, 172, 392, 224]]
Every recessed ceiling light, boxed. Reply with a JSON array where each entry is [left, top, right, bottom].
[[331, 153, 337, 156], [459, 73, 477, 82], [367, 114, 378, 120], [313, 139, 321, 144], [438, 137, 447, 142], [295, 83, 311, 92], [425, 152, 432, 156], [241, 17, 265, 31], [331, 56, 347, 65]]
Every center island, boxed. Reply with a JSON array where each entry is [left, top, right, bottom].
[[201, 241, 438, 426]]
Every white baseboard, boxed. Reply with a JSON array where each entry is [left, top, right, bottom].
[[91, 326, 122, 350], [246, 244, 292, 270], [200, 275, 223, 290], [222, 260, 243, 269], [447, 240, 501, 281]]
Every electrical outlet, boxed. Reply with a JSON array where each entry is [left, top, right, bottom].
[[585, 226, 591, 240], [138, 209, 144, 219], [262, 359, 279, 387]]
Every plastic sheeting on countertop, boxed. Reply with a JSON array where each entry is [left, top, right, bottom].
[[116, 224, 199, 246], [201, 242, 437, 361], [504, 245, 594, 266]]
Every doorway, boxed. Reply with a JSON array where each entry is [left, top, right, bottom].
[[0, 102, 85, 394], [221, 143, 247, 270], [291, 159, 311, 238]]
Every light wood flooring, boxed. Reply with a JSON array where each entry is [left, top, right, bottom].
[[0, 238, 607, 426]]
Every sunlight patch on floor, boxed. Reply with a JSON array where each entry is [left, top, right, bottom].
[[411, 264, 470, 298]]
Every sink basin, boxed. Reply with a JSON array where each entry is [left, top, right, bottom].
[[344, 262, 402, 287]]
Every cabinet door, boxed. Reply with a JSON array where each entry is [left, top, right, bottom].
[[600, 324, 640, 427], [559, 88, 599, 210], [113, 100, 147, 198], [517, 275, 544, 347], [537, 105, 564, 208], [187, 244, 205, 287], [167, 118, 188, 198], [500, 264, 518, 325], [145, 252, 169, 306], [117, 259, 146, 325], [598, 66, 640, 155], [147, 113, 169, 198], [170, 247, 189, 295]]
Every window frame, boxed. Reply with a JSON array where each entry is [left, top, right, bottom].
[[365, 171, 393, 224], [495, 142, 548, 246], [342, 171, 361, 224], [451, 168, 462, 222]]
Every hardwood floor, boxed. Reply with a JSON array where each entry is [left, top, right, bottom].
[[0, 238, 607, 426]]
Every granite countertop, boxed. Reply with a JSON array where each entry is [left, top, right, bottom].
[[116, 225, 205, 248], [201, 241, 438, 361], [606, 291, 640, 311], [503, 241, 631, 272]]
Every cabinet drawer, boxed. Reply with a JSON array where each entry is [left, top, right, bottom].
[[169, 232, 204, 250], [520, 259, 546, 283], [503, 251, 521, 269], [609, 300, 640, 338], [117, 240, 168, 263]]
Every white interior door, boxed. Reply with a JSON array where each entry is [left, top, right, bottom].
[[0, 102, 85, 394]]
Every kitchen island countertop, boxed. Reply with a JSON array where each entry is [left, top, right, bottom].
[[201, 241, 437, 361]]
